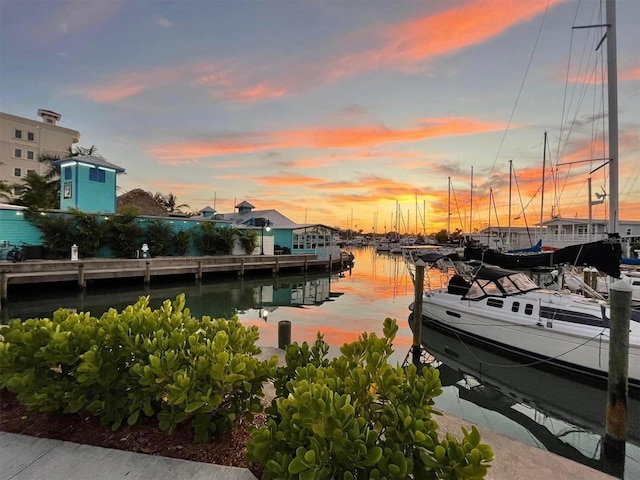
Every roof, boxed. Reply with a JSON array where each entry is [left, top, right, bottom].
[[220, 208, 298, 227], [53, 155, 125, 173], [235, 200, 255, 209], [116, 189, 168, 216]]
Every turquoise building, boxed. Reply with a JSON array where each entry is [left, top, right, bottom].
[[52, 155, 125, 214]]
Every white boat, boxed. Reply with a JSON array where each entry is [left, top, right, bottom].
[[409, 259, 640, 388]]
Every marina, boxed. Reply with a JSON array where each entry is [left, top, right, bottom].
[[1, 246, 638, 478]]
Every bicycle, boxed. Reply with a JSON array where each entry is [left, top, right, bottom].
[[6, 242, 26, 262]]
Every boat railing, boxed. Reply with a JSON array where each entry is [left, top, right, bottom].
[[402, 248, 464, 292]]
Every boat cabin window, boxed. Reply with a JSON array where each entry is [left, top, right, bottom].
[[487, 298, 504, 308], [512, 301, 520, 312], [540, 306, 604, 327], [524, 304, 534, 315]]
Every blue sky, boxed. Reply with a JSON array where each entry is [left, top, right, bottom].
[[1, 0, 638, 233]]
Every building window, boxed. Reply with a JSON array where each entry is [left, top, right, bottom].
[[89, 167, 105, 183], [14, 168, 22, 177], [27, 131, 35, 141], [46, 118, 53, 124], [13, 186, 25, 196], [14, 129, 22, 139], [27, 169, 35, 175], [27, 151, 34, 160], [627, 228, 632, 235], [65, 168, 72, 180], [14, 148, 22, 158]]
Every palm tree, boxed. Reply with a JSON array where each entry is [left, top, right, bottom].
[[14, 171, 59, 210], [0, 181, 11, 203], [153, 192, 191, 214]]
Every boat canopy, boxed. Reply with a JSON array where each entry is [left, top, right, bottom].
[[450, 267, 540, 300]]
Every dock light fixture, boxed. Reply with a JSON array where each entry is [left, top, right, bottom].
[[261, 219, 272, 255]]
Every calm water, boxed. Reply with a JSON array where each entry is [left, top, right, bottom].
[[2, 246, 638, 478]]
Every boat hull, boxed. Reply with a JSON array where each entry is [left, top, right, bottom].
[[411, 289, 640, 390]]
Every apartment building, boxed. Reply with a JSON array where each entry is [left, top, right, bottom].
[[0, 109, 80, 197]]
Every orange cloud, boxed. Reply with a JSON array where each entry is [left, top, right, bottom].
[[150, 117, 505, 161], [322, 0, 565, 82]]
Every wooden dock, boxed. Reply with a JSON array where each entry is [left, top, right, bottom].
[[0, 254, 349, 302]]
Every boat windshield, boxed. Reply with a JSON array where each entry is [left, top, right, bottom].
[[466, 278, 504, 299], [464, 272, 538, 300], [505, 273, 539, 292]]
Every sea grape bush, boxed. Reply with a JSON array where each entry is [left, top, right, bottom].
[[247, 318, 493, 479], [0, 294, 277, 443]]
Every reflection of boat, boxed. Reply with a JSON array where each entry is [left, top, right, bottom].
[[414, 319, 639, 473], [409, 259, 640, 388], [463, 239, 622, 278]]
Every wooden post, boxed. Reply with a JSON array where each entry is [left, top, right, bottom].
[[0, 272, 7, 303], [144, 261, 151, 284], [278, 320, 291, 350], [604, 279, 631, 472], [275, 256, 280, 274], [77, 263, 86, 289], [196, 260, 202, 282], [412, 260, 425, 370], [329, 255, 332, 274], [239, 259, 245, 277]]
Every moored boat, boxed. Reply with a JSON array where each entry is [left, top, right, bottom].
[[409, 259, 640, 389]]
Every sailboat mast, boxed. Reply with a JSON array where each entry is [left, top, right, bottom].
[[508, 160, 512, 248], [470, 166, 474, 236], [488, 188, 492, 245], [540, 131, 547, 243], [447, 176, 451, 237], [606, 0, 619, 235]]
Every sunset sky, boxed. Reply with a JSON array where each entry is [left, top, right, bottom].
[[1, 0, 638, 234]]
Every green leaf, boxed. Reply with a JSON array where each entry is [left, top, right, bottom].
[[289, 457, 310, 475], [127, 410, 140, 426], [185, 401, 205, 413], [364, 446, 382, 466]]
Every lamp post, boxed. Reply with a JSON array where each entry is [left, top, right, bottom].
[[261, 220, 271, 255]]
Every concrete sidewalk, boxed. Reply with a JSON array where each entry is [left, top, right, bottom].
[[0, 432, 257, 480], [0, 424, 616, 480]]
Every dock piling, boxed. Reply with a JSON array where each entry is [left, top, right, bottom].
[[77, 263, 86, 289], [144, 261, 151, 284], [603, 279, 631, 473], [1, 272, 7, 303], [412, 260, 425, 370], [278, 320, 291, 350]]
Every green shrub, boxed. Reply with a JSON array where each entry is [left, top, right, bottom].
[[247, 318, 493, 479], [238, 229, 259, 254], [69, 208, 104, 258], [194, 223, 235, 255], [103, 207, 143, 258], [0, 294, 277, 443], [144, 219, 174, 257], [26, 211, 74, 258], [173, 229, 192, 256]]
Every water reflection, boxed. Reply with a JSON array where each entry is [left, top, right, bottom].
[[416, 318, 639, 479]]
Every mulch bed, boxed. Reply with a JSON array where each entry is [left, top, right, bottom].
[[0, 390, 265, 478]]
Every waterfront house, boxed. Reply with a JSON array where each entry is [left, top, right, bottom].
[[218, 201, 342, 260]]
